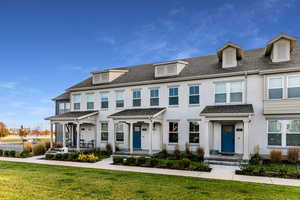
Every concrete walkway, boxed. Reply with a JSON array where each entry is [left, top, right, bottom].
[[1, 156, 300, 187]]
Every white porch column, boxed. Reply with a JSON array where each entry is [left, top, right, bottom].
[[243, 120, 250, 160], [203, 119, 210, 158], [112, 122, 116, 153], [62, 123, 66, 147], [76, 123, 80, 151], [130, 122, 134, 154], [50, 122, 54, 147], [149, 121, 153, 154]]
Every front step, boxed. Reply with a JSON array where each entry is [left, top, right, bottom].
[[206, 160, 240, 166]]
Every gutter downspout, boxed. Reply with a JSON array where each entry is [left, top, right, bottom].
[[244, 71, 248, 104]]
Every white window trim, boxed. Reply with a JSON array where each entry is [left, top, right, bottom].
[[189, 121, 200, 144], [287, 75, 300, 99], [100, 92, 109, 110], [132, 89, 142, 107], [267, 120, 283, 147], [214, 81, 244, 105], [149, 88, 160, 107], [168, 121, 179, 144], [267, 76, 284, 100], [100, 122, 109, 142], [189, 84, 200, 105], [115, 90, 125, 108], [168, 87, 179, 106]]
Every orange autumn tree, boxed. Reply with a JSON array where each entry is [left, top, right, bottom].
[[0, 122, 9, 138]]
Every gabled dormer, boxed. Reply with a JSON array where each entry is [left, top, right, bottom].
[[217, 42, 243, 69], [265, 33, 298, 63], [92, 69, 128, 84], [154, 60, 188, 78]]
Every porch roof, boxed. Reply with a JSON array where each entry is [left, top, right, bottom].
[[200, 104, 254, 116], [45, 111, 98, 121], [109, 107, 166, 119]]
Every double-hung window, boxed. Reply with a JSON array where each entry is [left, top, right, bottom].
[[169, 122, 178, 143], [58, 102, 70, 114], [73, 94, 81, 110], [286, 120, 300, 146], [100, 92, 109, 109], [86, 93, 94, 110], [267, 120, 282, 146], [116, 91, 124, 108], [287, 76, 300, 98], [169, 87, 179, 105], [189, 121, 200, 143], [268, 77, 283, 99], [132, 90, 141, 107], [215, 81, 243, 103], [189, 85, 200, 105], [150, 88, 159, 106], [116, 123, 124, 142], [100, 122, 108, 142]]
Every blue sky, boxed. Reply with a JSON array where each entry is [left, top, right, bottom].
[[0, 0, 299, 129]]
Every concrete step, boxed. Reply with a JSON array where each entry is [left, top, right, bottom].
[[207, 160, 241, 166]]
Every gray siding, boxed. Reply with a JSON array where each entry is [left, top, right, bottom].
[[264, 99, 300, 114]]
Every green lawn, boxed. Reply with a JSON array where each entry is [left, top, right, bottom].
[[0, 162, 300, 200]]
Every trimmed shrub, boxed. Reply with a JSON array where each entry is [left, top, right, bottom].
[[150, 158, 159, 167], [181, 158, 192, 169], [113, 156, 124, 165], [55, 153, 63, 160], [9, 150, 16, 157], [15, 151, 21, 158], [0, 149, 3, 156], [4, 150, 10, 157], [124, 157, 136, 166], [192, 162, 211, 171], [45, 154, 55, 160], [196, 147, 204, 161], [137, 157, 147, 166], [270, 150, 282, 163], [288, 148, 299, 163], [23, 143, 32, 153], [105, 144, 112, 155], [249, 153, 262, 165], [174, 144, 181, 159]]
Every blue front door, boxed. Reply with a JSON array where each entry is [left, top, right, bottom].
[[133, 126, 141, 149], [221, 125, 235, 153]]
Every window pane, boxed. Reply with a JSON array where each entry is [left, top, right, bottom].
[[189, 122, 199, 132], [150, 98, 159, 106], [189, 133, 199, 143], [189, 95, 199, 104], [287, 134, 300, 146], [65, 103, 70, 110], [59, 103, 65, 110], [87, 102, 94, 110], [87, 94, 93, 102], [101, 123, 108, 131], [169, 122, 178, 132], [116, 91, 124, 100], [133, 90, 141, 99], [189, 86, 199, 95], [133, 99, 141, 107], [269, 88, 283, 99], [215, 94, 226, 103], [169, 133, 178, 143], [288, 76, 300, 87], [101, 101, 108, 109], [288, 88, 300, 98], [116, 132, 124, 142], [169, 88, 178, 96], [268, 120, 281, 132], [74, 103, 80, 110], [101, 132, 108, 141], [215, 83, 226, 94], [116, 124, 123, 132], [116, 100, 124, 108], [230, 92, 242, 102], [169, 97, 179, 105], [269, 78, 282, 89], [73, 95, 80, 103], [100, 92, 109, 101], [150, 89, 158, 97], [230, 82, 242, 93], [287, 120, 300, 133], [268, 133, 281, 145]]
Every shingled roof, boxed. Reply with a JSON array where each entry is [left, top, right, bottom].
[[45, 111, 98, 120], [67, 46, 300, 91], [200, 104, 254, 115], [53, 92, 70, 101], [109, 108, 166, 118]]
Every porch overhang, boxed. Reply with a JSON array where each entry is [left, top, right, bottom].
[[108, 108, 166, 122], [200, 104, 254, 118], [45, 111, 98, 124]]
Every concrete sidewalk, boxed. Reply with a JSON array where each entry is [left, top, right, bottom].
[[1, 156, 300, 187]]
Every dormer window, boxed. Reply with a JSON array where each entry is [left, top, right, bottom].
[[217, 42, 243, 69], [154, 60, 188, 78], [265, 33, 298, 63], [92, 69, 128, 85]]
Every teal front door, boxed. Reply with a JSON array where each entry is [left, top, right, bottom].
[[133, 125, 141, 149], [221, 125, 235, 153]]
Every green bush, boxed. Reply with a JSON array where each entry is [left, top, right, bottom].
[[0, 149, 3, 156], [45, 154, 55, 160], [249, 153, 262, 165], [124, 157, 136, 166], [137, 157, 147, 166], [32, 142, 46, 156], [55, 154, 63, 160], [9, 150, 16, 157], [150, 158, 159, 167], [191, 162, 211, 171], [113, 156, 124, 165], [181, 158, 191, 169], [4, 150, 10, 157]]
